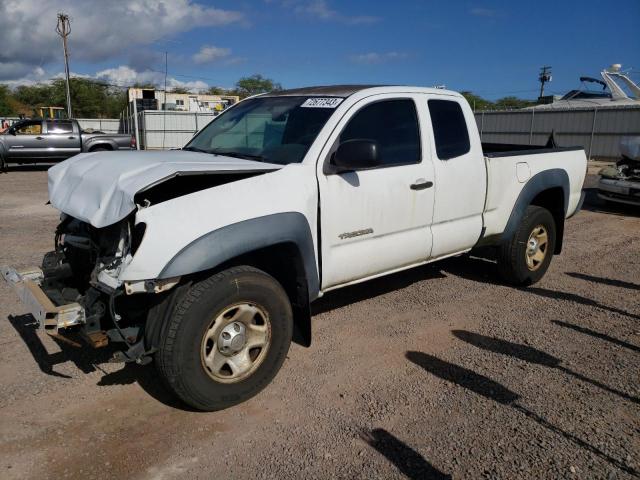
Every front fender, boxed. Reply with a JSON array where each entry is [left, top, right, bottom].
[[158, 212, 320, 299]]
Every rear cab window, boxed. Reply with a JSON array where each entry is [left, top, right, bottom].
[[428, 99, 470, 160], [46, 120, 74, 134]]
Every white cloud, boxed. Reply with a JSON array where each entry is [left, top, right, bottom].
[[95, 65, 209, 92], [350, 52, 409, 65], [192, 45, 232, 64], [0, 0, 244, 80], [3, 64, 212, 92]]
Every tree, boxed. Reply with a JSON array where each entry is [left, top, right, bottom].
[[207, 86, 228, 95], [169, 87, 190, 94], [234, 74, 282, 98], [493, 96, 536, 110], [0, 85, 14, 116], [12, 78, 126, 118], [460, 91, 494, 111]]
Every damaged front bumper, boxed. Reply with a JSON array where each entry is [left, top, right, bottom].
[[598, 177, 640, 207], [1, 265, 85, 333]]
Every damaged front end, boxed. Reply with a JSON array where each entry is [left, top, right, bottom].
[[598, 156, 640, 206], [2, 214, 176, 363]]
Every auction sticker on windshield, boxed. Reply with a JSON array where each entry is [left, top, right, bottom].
[[301, 97, 344, 108]]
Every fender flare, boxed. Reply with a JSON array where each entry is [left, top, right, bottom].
[[501, 168, 569, 252], [158, 212, 320, 300], [83, 139, 117, 152]]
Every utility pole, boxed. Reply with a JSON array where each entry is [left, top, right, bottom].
[[56, 13, 73, 119], [162, 51, 168, 150], [538, 66, 552, 99]]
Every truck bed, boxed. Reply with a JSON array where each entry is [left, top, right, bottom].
[[481, 144, 587, 240]]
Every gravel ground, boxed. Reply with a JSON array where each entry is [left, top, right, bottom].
[[0, 167, 638, 480]]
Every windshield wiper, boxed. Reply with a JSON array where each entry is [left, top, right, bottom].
[[182, 146, 210, 153], [209, 150, 268, 162]]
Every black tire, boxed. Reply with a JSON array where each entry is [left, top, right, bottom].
[[498, 205, 556, 286], [155, 266, 293, 411], [90, 146, 111, 152]]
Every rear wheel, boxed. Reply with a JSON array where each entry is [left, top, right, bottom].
[[498, 205, 556, 286], [90, 146, 111, 152], [155, 266, 293, 411]]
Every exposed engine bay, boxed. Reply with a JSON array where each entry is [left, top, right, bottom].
[[599, 157, 640, 183], [598, 137, 640, 207], [23, 214, 162, 362]]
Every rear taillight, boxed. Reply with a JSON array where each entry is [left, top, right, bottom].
[[130, 135, 137, 149]]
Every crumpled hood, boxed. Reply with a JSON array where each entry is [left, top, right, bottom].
[[48, 150, 283, 228]]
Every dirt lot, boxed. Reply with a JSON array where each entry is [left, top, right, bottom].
[[0, 167, 638, 480]]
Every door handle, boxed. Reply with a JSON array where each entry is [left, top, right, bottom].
[[68, 136, 75, 140], [410, 179, 433, 190], [35, 136, 44, 140]]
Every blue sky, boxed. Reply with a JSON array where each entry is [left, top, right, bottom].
[[1, 0, 638, 99]]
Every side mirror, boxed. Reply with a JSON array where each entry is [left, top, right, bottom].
[[331, 139, 380, 173]]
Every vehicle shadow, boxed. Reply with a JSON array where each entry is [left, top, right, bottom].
[[7, 313, 189, 410], [437, 254, 504, 287], [451, 330, 639, 405], [405, 351, 637, 475], [525, 286, 640, 320], [566, 272, 640, 291], [360, 427, 451, 480], [580, 187, 640, 218], [312, 264, 447, 315], [8, 314, 118, 378], [551, 320, 640, 353], [441, 251, 640, 321], [97, 363, 195, 411]]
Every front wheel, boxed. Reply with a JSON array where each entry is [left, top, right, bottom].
[[155, 266, 293, 411], [498, 205, 556, 286]]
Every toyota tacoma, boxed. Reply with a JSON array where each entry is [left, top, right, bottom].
[[2, 86, 587, 410]]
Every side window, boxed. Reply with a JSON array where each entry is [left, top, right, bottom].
[[340, 99, 420, 166], [46, 120, 73, 134], [428, 99, 470, 160], [15, 121, 42, 135]]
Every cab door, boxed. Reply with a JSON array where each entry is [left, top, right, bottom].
[[4, 120, 46, 161], [425, 97, 486, 258], [317, 95, 435, 289], [44, 120, 81, 160]]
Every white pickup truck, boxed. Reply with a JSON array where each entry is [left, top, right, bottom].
[[2, 86, 586, 411]]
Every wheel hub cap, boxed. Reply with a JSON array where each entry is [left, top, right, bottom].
[[525, 225, 548, 271], [200, 303, 271, 384], [218, 322, 246, 355]]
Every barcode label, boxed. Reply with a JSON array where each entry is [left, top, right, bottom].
[[301, 97, 344, 108]]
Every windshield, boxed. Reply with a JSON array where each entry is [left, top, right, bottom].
[[185, 96, 341, 164]]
